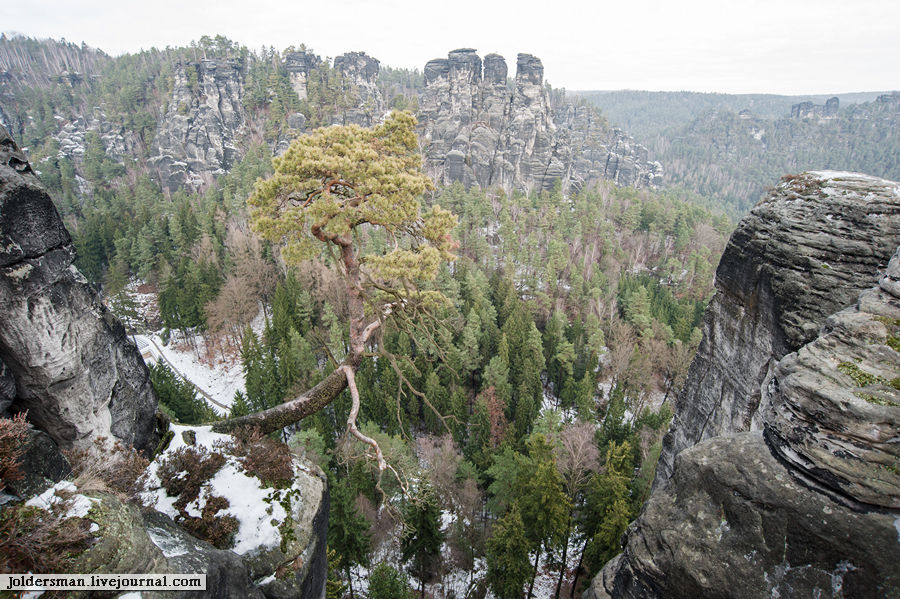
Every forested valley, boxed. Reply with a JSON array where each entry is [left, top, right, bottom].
[[581, 89, 900, 217], [1, 33, 734, 597]]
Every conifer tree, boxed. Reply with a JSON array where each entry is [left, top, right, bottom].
[[486, 504, 532, 599], [327, 475, 370, 599], [215, 112, 457, 487], [401, 484, 445, 598]]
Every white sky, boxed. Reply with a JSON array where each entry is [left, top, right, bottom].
[[3, 0, 899, 95]]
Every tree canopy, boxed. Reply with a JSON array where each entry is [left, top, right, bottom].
[[214, 111, 457, 483]]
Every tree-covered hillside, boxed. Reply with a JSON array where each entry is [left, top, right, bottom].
[[578, 89, 900, 217]]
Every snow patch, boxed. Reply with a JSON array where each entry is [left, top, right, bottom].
[[26, 481, 97, 518], [147, 526, 191, 558], [142, 424, 295, 556]]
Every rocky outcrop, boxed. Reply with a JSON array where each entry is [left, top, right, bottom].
[[791, 96, 839, 119], [150, 59, 246, 191], [419, 49, 662, 195], [0, 356, 14, 413], [333, 51, 385, 127], [589, 177, 900, 599], [284, 50, 321, 101], [141, 424, 328, 599], [587, 433, 900, 599], [764, 250, 900, 509], [0, 125, 158, 453], [656, 171, 900, 487]]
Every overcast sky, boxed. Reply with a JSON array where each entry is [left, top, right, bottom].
[[3, 0, 898, 95]]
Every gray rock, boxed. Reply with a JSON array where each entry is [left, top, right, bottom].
[[586, 433, 900, 599], [764, 255, 900, 509], [284, 51, 321, 101], [333, 52, 385, 127], [592, 177, 900, 599], [0, 356, 16, 414], [5, 426, 72, 499], [0, 125, 158, 453], [656, 171, 900, 487], [143, 510, 266, 599], [63, 492, 265, 599], [419, 50, 662, 195], [150, 59, 247, 192]]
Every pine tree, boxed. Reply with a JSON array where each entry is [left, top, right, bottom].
[[229, 390, 251, 418], [368, 562, 414, 599], [519, 440, 571, 599], [217, 112, 458, 478]]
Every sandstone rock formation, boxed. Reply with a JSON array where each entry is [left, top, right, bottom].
[[150, 59, 246, 191], [791, 96, 839, 119], [656, 171, 900, 487], [0, 124, 158, 453], [588, 433, 899, 599], [588, 175, 900, 599], [333, 51, 385, 127], [284, 50, 321, 101], [418, 49, 662, 195], [140, 424, 329, 599]]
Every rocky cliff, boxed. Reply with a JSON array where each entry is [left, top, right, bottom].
[[0, 124, 158, 453], [655, 171, 900, 487], [333, 51, 385, 127], [0, 125, 328, 597], [588, 174, 900, 598], [419, 49, 662, 195], [150, 58, 247, 191], [1, 37, 663, 199]]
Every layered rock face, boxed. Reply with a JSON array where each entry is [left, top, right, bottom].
[[0, 125, 157, 453], [588, 175, 900, 599], [284, 50, 321, 101], [333, 51, 385, 127], [656, 171, 900, 486], [419, 49, 662, 195], [150, 59, 246, 191]]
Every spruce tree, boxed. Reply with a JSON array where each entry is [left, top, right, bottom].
[[401, 484, 445, 598], [486, 504, 532, 599]]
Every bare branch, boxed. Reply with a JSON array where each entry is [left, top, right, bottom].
[[341, 364, 407, 498]]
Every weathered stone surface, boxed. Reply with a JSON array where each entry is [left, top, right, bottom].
[[68, 492, 265, 598], [656, 171, 900, 487], [591, 177, 900, 599], [142, 425, 328, 599], [284, 51, 321, 101], [0, 356, 15, 414], [419, 49, 662, 195], [764, 251, 900, 509], [243, 462, 328, 599], [333, 51, 385, 127], [5, 426, 72, 499], [0, 125, 158, 453], [149, 59, 246, 191], [586, 433, 900, 599], [143, 510, 266, 599]]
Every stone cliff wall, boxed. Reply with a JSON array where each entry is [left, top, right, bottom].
[[333, 51, 385, 127], [0, 124, 158, 453], [588, 174, 900, 599], [418, 49, 662, 195], [655, 171, 900, 487], [150, 58, 247, 192]]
